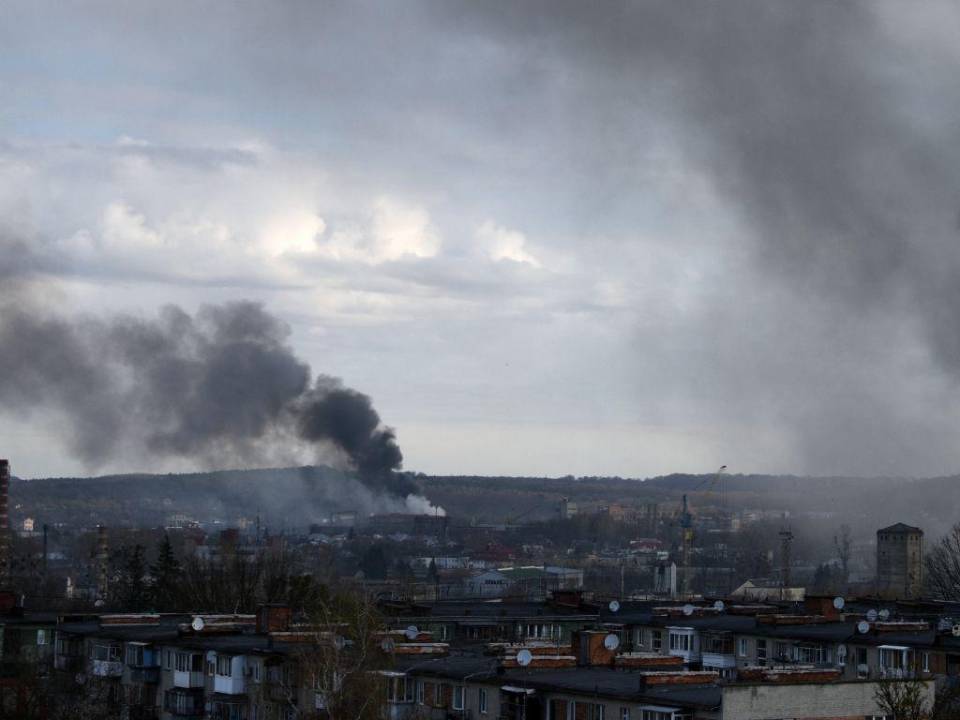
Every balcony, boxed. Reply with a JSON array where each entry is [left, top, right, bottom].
[[164, 689, 204, 717], [173, 670, 205, 689], [91, 659, 124, 677]]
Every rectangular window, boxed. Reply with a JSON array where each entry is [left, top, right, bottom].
[[652, 631, 662, 652], [837, 645, 847, 666], [756, 639, 767, 666], [634, 629, 644, 648], [857, 647, 869, 678], [417, 681, 425, 705], [479, 687, 487, 714], [126, 645, 143, 666], [216, 655, 233, 677], [453, 686, 464, 710], [776, 642, 789, 660], [737, 638, 747, 657], [253, 662, 261, 682], [439, 625, 449, 641], [37, 629, 47, 646], [669, 632, 690, 651], [923, 652, 930, 673], [620, 707, 630, 720]]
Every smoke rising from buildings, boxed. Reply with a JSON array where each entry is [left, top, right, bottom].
[[0, 236, 430, 509]]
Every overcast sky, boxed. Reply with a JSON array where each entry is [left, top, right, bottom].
[[3, 1, 960, 479]]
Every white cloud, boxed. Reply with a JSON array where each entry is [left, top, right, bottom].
[[477, 220, 541, 267]]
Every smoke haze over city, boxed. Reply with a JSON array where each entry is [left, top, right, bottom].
[[3, 1, 960, 479]]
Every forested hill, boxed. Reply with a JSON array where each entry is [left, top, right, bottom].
[[7, 467, 958, 538]]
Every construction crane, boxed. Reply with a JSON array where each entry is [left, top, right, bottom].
[[675, 466, 727, 598]]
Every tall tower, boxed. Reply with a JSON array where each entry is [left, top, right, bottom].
[[96, 525, 109, 601], [0, 460, 10, 588], [679, 495, 692, 597], [779, 527, 794, 596], [877, 523, 924, 599]]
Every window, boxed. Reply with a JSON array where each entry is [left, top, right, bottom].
[[756, 639, 767, 666], [453, 686, 464, 710], [92, 643, 121, 661], [252, 661, 261, 682], [669, 632, 691, 652], [776, 642, 789, 660], [126, 644, 144, 666], [416, 681, 425, 705], [216, 655, 233, 677], [620, 707, 630, 720], [634, 629, 644, 648], [923, 651, 930, 673], [857, 647, 869, 678], [641, 712, 672, 720], [439, 624, 449, 641], [37, 629, 47, 646], [175, 652, 202, 673], [652, 630, 662, 652], [837, 644, 846, 667], [479, 687, 487, 714], [164, 650, 172, 670], [796, 645, 823, 664], [737, 638, 748, 657]]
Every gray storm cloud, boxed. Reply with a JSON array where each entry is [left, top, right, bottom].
[[451, 0, 960, 474], [0, 238, 412, 497]]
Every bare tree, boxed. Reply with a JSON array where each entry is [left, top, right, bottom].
[[874, 676, 931, 720], [925, 524, 960, 600], [834, 524, 852, 590], [266, 589, 387, 720]]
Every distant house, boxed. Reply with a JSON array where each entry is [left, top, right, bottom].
[[730, 579, 805, 602], [463, 566, 584, 599]]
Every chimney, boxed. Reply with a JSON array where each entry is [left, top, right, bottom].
[[0, 460, 10, 587], [257, 604, 292, 634], [96, 525, 109, 601]]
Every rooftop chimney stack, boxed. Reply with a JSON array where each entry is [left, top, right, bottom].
[[0, 460, 9, 587]]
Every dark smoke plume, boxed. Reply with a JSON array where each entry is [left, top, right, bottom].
[[0, 239, 407, 492]]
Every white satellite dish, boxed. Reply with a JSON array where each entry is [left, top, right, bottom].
[[878, 609, 891, 621], [381, 638, 396, 652], [832, 596, 845, 611], [682, 604, 695, 616], [603, 633, 621, 651], [952, 624, 960, 638], [866, 609, 878, 623], [192, 616, 205, 632], [857, 621, 870, 634], [713, 600, 725, 612], [609, 600, 620, 613], [516, 649, 533, 667], [405, 625, 419, 640]]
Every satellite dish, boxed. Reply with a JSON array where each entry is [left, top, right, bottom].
[[191, 616, 205, 632], [516, 649, 533, 667], [404, 625, 419, 640], [603, 633, 620, 651], [682, 604, 695, 617], [952, 624, 960, 638], [866, 609, 878, 622], [75, 673, 87, 685], [857, 621, 870, 634], [608, 600, 620, 613], [381, 638, 396, 652], [832, 596, 845, 611], [713, 600, 725, 612], [878, 609, 891, 621]]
